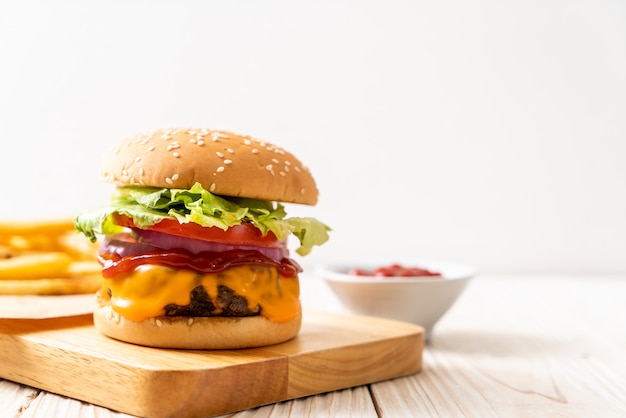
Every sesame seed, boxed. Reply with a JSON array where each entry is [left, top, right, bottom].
[[188, 318, 194, 326], [167, 142, 180, 151], [148, 146, 156, 151], [216, 166, 225, 172], [189, 138, 197, 144], [210, 183, 216, 192], [265, 164, 275, 175], [227, 148, 234, 154], [300, 188, 305, 195], [285, 160, 291, 165], [216, 151, 224, 158], [294, 166, 301, 172], [172, 152, 180, 158], [224, 159, 232, 164], [272, 158, 279, 164], [156, 319, 163, 327], [111, 310, 120, 323], [197, 140, 205, 146], [212, 132, 229, 140], [139, 168, 144, 176], [165, 177, 174, 185], [284, 166, 289, 172], [243, 139, 252, 145], [171, 173, 179, 181], [279, 171, 286, 176], [135, 156, 141, 162], [252, 148, 259, 154]]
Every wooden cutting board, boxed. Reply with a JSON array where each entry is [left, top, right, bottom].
[[0, 309, 423, 418]]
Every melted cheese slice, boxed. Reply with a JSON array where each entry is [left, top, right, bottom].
[[101, 264, 300, 323]]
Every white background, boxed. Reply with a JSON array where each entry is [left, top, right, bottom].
[[1, 1, 624, 275]]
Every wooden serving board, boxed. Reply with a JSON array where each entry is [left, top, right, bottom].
[[0, 309, 423, 418]]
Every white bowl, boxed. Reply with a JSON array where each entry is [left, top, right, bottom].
[[316, 259, 476, 341]]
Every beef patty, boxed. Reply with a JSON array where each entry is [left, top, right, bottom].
[[163, 285, 261, 317]]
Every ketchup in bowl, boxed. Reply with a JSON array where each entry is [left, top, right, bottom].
[[348, 263, 442, 278]]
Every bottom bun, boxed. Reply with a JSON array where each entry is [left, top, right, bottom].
[[93, 304, 302, 349]]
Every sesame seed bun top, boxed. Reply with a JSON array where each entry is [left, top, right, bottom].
[[100, 128, 319, 205]]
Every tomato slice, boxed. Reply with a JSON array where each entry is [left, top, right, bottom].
[[113, 214, 283, 248]]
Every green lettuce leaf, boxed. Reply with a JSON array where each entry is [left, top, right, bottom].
[[74, 182, 330, 256]]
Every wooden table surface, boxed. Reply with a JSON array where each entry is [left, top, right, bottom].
[[2, 274, 625, 417]]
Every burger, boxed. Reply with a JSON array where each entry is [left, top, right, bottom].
[[74, 128, 330, 349]]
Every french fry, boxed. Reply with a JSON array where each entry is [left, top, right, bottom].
[[0, 218, 102, 296], [0, 252, 73, 280], [0, 245, 13, 259], [0, 275, 102, 295], [0, 219, 76, 251], [4, 234, 57, 252], [58, 233, 100, 261], [67, 260, 102, 276], [0, 219, 75, 236]]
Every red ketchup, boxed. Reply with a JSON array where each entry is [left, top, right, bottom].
[[349, 263, 442, 278], [98, 249, 302, 278]]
